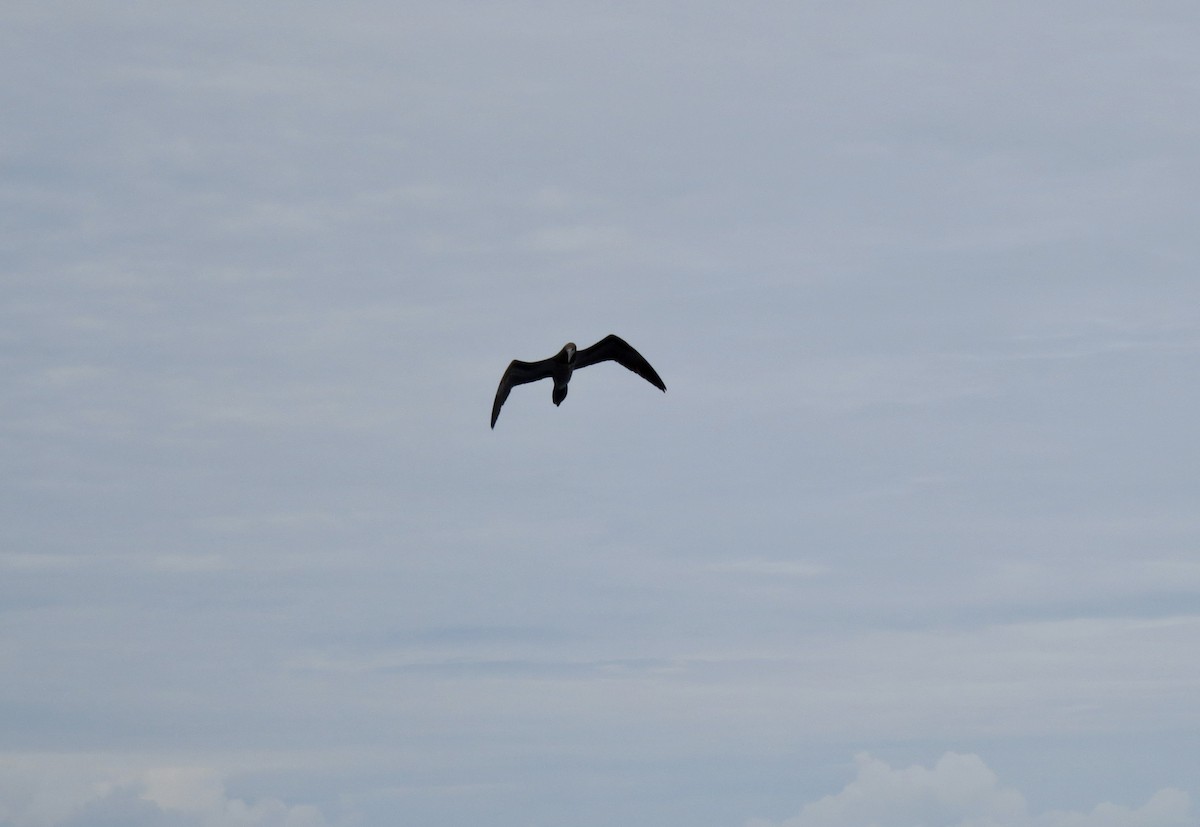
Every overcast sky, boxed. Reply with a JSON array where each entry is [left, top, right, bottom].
[[3, 2, 1199, 826]]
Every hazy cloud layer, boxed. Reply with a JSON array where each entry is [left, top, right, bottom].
[[3, 1, 1198, 825]]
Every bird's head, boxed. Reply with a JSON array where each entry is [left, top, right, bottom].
[[563, 342, 577, 362]]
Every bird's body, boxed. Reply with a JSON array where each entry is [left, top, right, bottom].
[[490, 334, 665, 428]]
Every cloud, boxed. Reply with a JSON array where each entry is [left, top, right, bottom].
[[0, 763, 329, 827], [702, 559, 828, 578], [747, 752, 1192, 827]]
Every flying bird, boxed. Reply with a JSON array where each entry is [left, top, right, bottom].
[[491, 334, 666, 428]]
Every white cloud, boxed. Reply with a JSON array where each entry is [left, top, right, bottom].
[[748, 753, 1192, 827], [0, 762, 329, 827]]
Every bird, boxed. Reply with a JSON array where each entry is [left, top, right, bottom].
[[491, 334, 666, 428]]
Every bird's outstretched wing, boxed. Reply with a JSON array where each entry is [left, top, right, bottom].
[[574, 334, 666, 392], [491, 358, 556, 428]]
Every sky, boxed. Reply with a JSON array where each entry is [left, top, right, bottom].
[[2, 1, 1199, 826]]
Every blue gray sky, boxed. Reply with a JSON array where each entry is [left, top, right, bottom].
[[3, 2, 1199, 826]]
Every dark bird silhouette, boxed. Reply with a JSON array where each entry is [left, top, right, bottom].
[[491, 334, 666, 428]]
